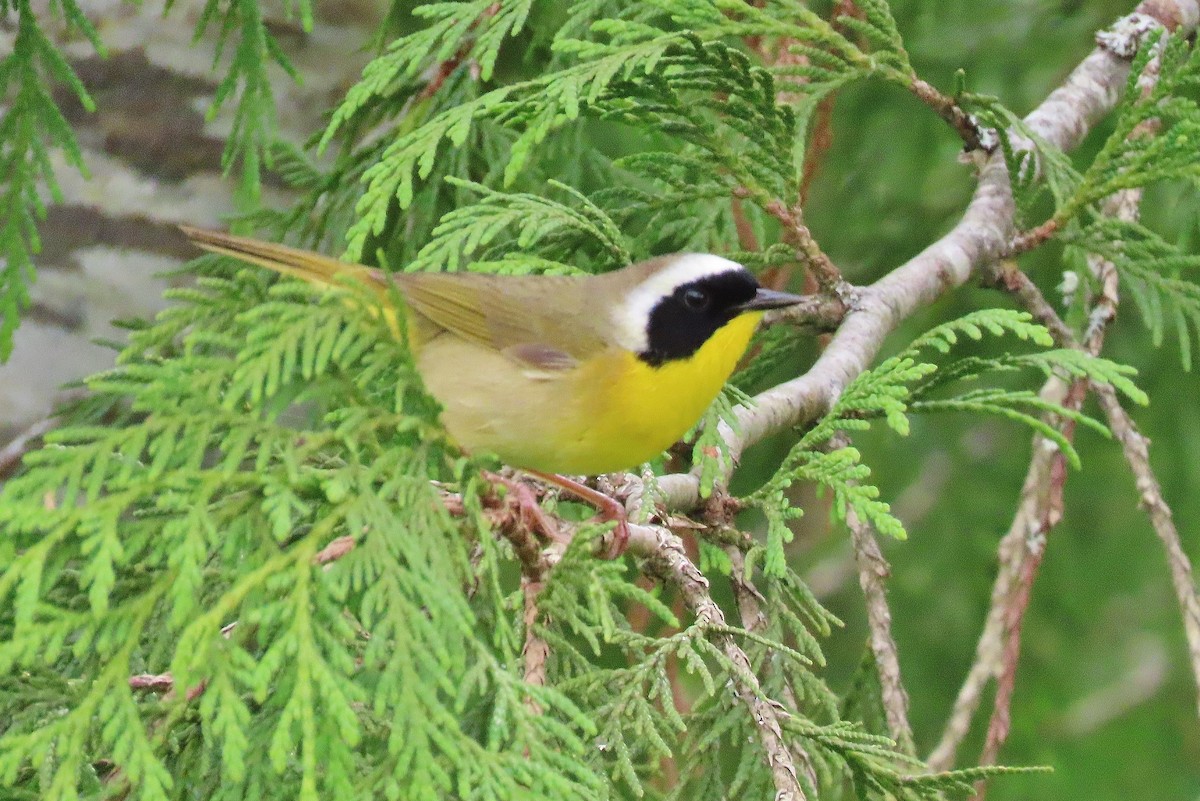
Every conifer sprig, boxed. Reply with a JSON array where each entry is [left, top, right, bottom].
[[747, 309, 1140, 573], [337, 0, 910, 261], [2, 1, 1194, 798], [1059, 32, 1199, 220], [192, 0, 311, 204], [410, 178, 631, 272], [1066, 217, 1200, 369], [0, 0, 101, 360]]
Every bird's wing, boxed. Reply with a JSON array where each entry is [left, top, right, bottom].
[[179, 227, 610, 372], [396, 272, 608, 370]]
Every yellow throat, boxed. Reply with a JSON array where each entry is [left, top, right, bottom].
[[529, 311, 762, 475]]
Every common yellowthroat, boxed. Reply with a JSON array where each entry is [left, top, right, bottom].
[[182, 227, 804, 476]]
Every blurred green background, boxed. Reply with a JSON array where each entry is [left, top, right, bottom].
[[8, 0, 1197, 797], [780, 1, 1200, 798]]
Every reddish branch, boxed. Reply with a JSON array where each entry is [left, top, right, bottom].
[[764, 198, 847, 294], [414, 3, 499, 102], [128, 673, 178, 694], [730, 196, 762, 253], [944, 34, 1191, 775], [1007, 218, 1062, 256], [314, 535, 355, 565], [976, 383, 1082, 778], [937, 202, 1143, 781], [478, 473, 557, 704], [907, 77, 991, 153]]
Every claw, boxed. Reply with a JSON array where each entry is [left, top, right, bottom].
[[605, 515, 631, 559], [523, 469, 631, 558], [485, 471, 565, 544]]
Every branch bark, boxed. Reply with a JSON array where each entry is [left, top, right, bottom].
[[846, 505, 914, 755], [1095, 387, 1200, 713], [0, 414, 61, 481], [629, 523, 814, 801], [908, 76, 990, 153], [941, 30, 1200, 769], [649, 0, 1200, 517]]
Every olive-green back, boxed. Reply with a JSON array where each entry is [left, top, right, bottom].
[[395, 271, 616, 363], [180, 226, 635, 366]]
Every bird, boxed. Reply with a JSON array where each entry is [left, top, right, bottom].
[[181, 226, 805, 550]]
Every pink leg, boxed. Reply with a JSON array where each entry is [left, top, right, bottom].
[[484, 471, 565, 544], [523, 469, 630, 558]]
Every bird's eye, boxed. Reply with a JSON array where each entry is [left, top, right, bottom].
[[682, 287, 711, 311]]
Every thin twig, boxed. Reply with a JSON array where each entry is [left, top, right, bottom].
[[726, 545, 821, 789], [925, 467, 1042, 769], [980, 261, 1076, 344], [907, 77, 990, 153], [800, 91, 838, 204], [1007, 218, 1062, 256], [812, 431, 916, 754], [726, 545, 769, 633], [976, 386, 1082, 781], [414, 3, 498, 102], [0, 414, 63, 480], [846, 506, 915, 754], [128, 674, 176, 693], [763, 198, 847, 293], [314, 535, 355, 565], [800, 0, 860, 203], [630, 523, 811, 801], [746, 2, 846, 204], [521, 574, 549, 712], [1096, 386, 1200, 713], [650, 0, 1199, 518], [479, 474, 556, 707]]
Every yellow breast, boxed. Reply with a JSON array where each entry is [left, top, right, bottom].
[[557, 311, 763, 474], [416, 313, 762, 476]]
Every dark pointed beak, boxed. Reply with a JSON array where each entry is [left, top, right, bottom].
[[734, 288, 807, 313]]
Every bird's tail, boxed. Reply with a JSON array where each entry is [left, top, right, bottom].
[[181, 226, 405, 337], [180, 226, 388, 296]]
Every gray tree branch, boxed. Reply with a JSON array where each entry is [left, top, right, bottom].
[[649, 0, 1200, 516]]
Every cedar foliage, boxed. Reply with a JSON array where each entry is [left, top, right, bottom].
[[0, 1, 1197, 799]]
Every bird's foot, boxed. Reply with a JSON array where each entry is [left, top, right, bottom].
[[484, 471, 565, 545], [523, 470, 630, 558]]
